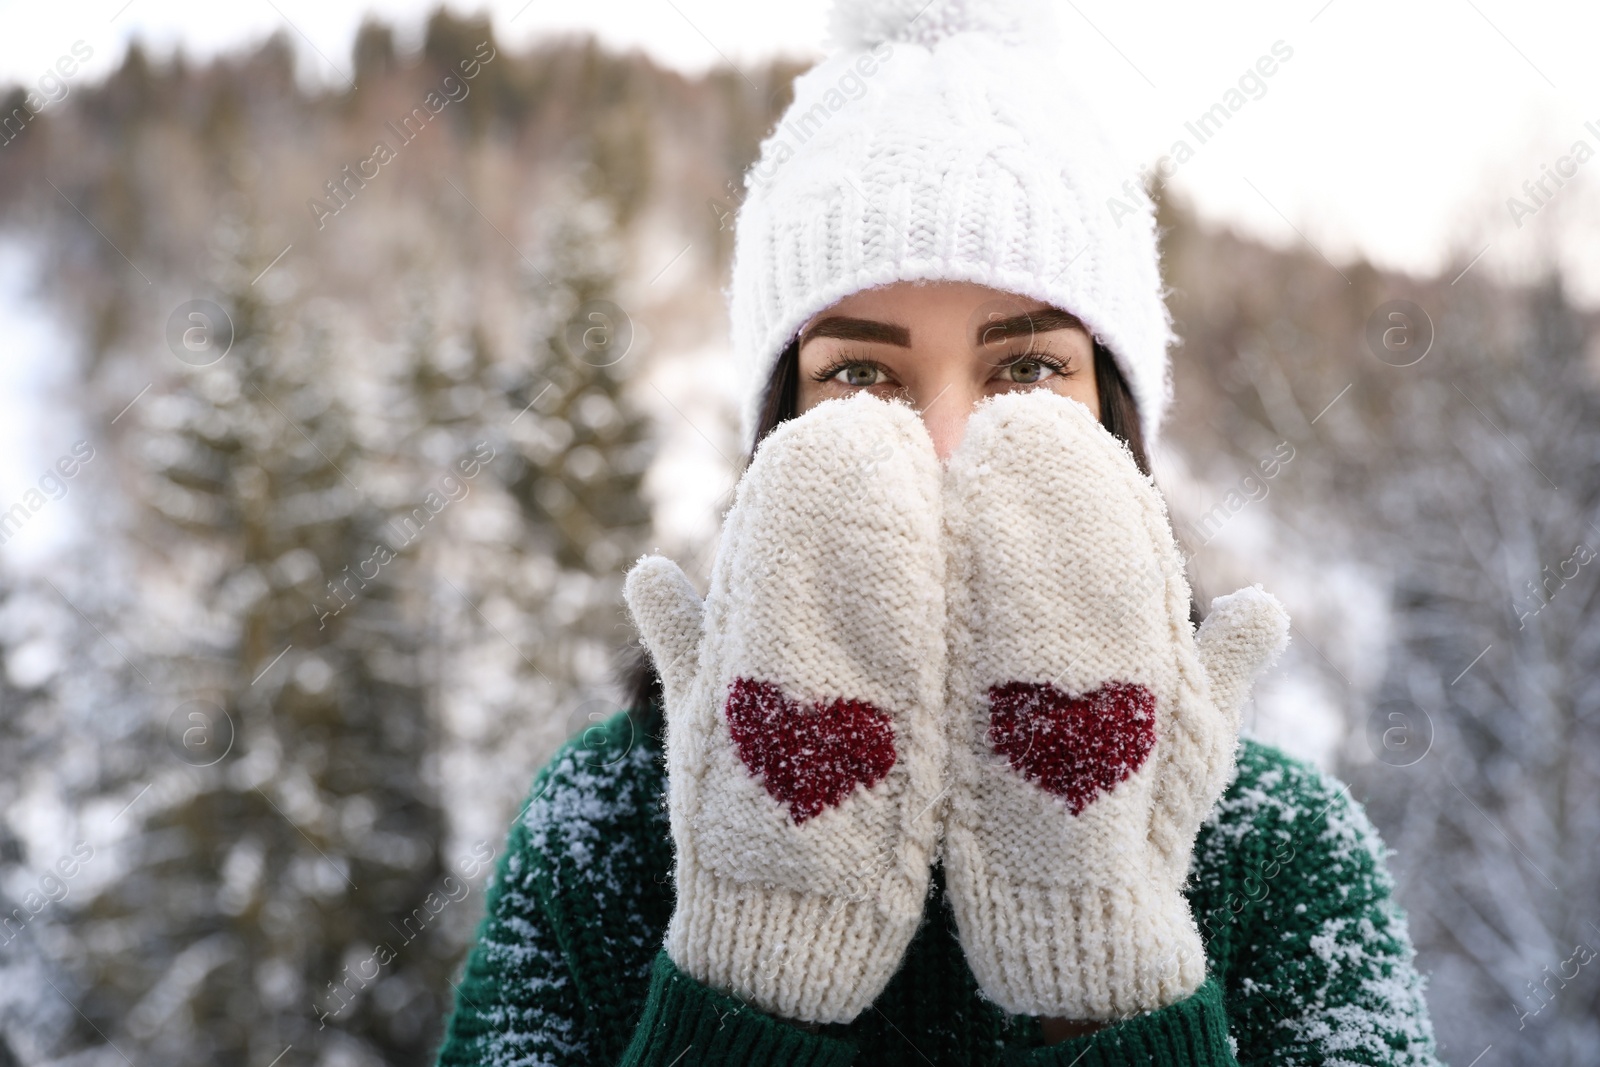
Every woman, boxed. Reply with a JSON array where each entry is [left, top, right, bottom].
[[435, 1, 1441, 1063]]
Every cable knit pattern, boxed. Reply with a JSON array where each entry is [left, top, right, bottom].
[[623, 392, 948, 1024], [729, 0, 1175, 451], [941, 391, 1289, 1020]]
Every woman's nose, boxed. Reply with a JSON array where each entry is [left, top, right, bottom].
[[914, 383, 977, 461]]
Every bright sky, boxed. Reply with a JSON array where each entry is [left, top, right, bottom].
[[1, 0, 1598, 304]]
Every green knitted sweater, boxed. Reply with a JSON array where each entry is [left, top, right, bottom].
[[434, 705, 1439, 1066]]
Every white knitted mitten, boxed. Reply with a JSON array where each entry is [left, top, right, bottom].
[[623, 392, 947, 1025], [941, 390, 1290, 1020]]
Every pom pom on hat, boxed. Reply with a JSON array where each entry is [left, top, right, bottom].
[[828, 0, 1061, 51]]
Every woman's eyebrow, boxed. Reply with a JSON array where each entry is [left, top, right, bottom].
[[799, 316, 912, 348], [976, 308, 1085, 345]]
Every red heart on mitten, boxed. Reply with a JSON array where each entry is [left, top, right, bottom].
[[987, 680, 1157, 816], [724, 678, 898, 824]]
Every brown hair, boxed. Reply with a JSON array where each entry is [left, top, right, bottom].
[[621, 329, 1191, 718]]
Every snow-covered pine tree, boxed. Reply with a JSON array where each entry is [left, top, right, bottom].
[[73, 204, 456, 1063], [420, 171, 655, 868], [1352, 273, 1600, 1062]]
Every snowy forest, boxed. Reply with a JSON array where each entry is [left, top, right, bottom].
[[0, 9, 1597, 1065]]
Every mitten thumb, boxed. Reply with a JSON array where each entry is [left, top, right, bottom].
[[1194, 585, 1290, 731], [624, 555, 705, 707]]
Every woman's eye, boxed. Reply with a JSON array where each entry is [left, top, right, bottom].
[[832, 363, 884, 387], [1004, 358, 1057, 384]]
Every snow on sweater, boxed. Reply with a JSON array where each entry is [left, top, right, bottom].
[[434, 705, 1440, 1066]]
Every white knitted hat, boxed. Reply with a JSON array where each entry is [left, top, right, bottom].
[[727, 0, 1176, 451]]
